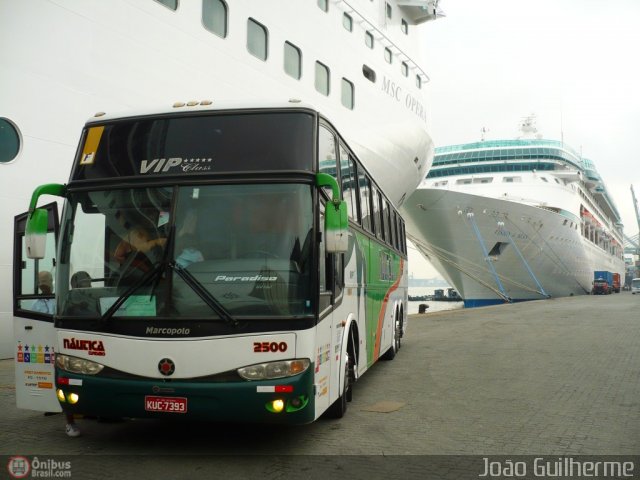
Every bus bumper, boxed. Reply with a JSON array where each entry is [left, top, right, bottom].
[[55, 367, 316, 424]]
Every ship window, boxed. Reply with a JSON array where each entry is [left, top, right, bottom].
[[341, 78, 354, 110], [401, 61, 409, 77], [365, 31, 374, 49], [284, 41, 302, 79], [488, 242, 509, 258], [416, 75, 422, 89], [202, 0, 227, 38], [456, 179, 472, 185], [386, 2, 392, 19], [0, 118, 20, 164], [317, 0, 328, 12], [362, 64, 376, 83], [384, 47, 392, 64], [343, 13, 353, 32], [247, 18, 268, 60], [315, 61, 330, 96], [402, 19, 408, 34], [154, 0, 177, 11], [541, 177, 548, 182]]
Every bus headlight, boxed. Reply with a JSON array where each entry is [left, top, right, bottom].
[[56, 354, 104, 375], [237, 359, 310, 380]]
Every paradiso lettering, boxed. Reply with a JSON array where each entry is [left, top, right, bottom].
[[381, 76, 427, 122], [63, 338, 106, 356], [140, 157, 213, 174]]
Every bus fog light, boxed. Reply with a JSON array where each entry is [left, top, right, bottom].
[[57, 389, 66, 403], [266, 399, 285, 413], [67, 393, 79, 404], [286, 395, 309, 413]]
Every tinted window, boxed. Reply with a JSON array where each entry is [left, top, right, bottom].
[[365, 31, 374, 49], [247, 18, 268, 60], [384, 47, 392, 64], [155, 0, 177, 10], [343, 13, 353, 31], [315, 61, 330, 96], [359, 173, 373, 233], [372, 188, 382, 240], [284, 41, 302, 79], [318, 126, 338, 198], [339, 145, 359, 222], [341, 78, 354, 110], [202, 0, 227, 38], [71, 113, 315, 181]]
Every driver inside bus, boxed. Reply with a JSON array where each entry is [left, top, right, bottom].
[[113, 227, 167, 275]]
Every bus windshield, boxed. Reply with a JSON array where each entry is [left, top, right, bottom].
[[58, 183, 314, 319]]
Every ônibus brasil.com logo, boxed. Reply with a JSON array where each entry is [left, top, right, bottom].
[[7, 456, 72, 478]]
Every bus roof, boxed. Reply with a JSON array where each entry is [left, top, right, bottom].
[[85, 100, 319, 124]]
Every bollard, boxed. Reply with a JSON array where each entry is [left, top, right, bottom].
[[418, 304, 429, 314]]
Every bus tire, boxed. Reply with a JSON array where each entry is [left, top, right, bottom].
[[326, 352, 351, 419], [382, 309, 401, 361]]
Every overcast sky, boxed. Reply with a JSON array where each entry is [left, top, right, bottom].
[[409, 0, 640, 279]]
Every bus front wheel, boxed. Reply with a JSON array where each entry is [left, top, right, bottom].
[[325, 352, 352, 419]]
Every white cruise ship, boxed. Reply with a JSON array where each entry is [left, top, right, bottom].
[[0, 0, 441, 357], [402, 117, 626, 307]]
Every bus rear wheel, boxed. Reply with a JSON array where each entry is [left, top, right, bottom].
[[382, 309, 402, 361]]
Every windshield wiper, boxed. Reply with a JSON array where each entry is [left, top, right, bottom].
[[172, 262, 239, 327], [99, 263, 163, 325], [100, 226, 175, 325]]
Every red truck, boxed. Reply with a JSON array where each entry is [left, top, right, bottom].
[[612, 272, 621, 293]]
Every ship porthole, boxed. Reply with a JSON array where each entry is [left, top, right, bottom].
[[0, 117, 21, 164]]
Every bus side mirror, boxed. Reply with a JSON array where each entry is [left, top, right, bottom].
[[316, 173, 348, 253], [25, 209, 49, 259], [25, 183, 66, 259], [325, 201, 348, 253]]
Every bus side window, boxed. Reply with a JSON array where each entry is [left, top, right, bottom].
[[318, 204, 330, 312], [318, 203, 343, 312], [359, 171, 373, 233], [372, 187, 383, 240], [339, 143, 359, 223], [318, 125, 339, 199]]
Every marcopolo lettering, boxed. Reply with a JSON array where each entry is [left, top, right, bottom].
[[145, 327, 191, 336], [63, 338, 106, 356]]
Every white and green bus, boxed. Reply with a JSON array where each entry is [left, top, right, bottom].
[[14, 103, 408, 423]]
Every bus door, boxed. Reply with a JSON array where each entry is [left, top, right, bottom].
[[13, 203, 60, 412]]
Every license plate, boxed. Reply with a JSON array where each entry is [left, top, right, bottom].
[[144, 395, 188, 413]]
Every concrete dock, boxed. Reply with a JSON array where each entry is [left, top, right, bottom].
[[1, 292, 638, 478]]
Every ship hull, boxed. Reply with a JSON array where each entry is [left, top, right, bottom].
[[403, 189, 626, 307]]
